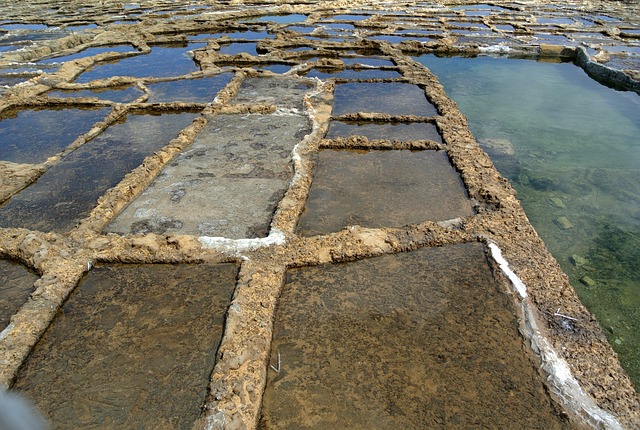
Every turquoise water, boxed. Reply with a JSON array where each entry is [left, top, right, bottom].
[[415, 54, 640, 388]]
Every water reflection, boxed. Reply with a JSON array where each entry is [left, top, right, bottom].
[[416, 54, 640, 387]]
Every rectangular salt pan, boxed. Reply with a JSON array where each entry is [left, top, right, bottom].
[[14, 263, 237, 429], [326, 120, 442, 142], [0, 260, 38, 330], [298, 149, 473, 236], [0, 112, 197, 232], [260, 243, 571, 428], [333, 82, 438, 117], [108, 113, 310, 238], [0, 107, 111, 164]]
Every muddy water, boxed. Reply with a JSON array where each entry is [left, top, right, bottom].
[[418, 54, 640, 388], [14, 263, 237, 429], [332, 82, 438, 117], [75, 43, 205, 82], [0, 107, 112, 164], [146, 74, 233, 103], [0, 111, 197, 232], [298, 150, 473, 236], [326, 120, 442, 142], [260, 243, 570, 429], [0, 260, 38, 330], [109, 113, 310, 238]]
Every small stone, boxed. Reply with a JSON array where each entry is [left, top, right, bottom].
[[570, 254, 588, 266], [549, 197, 566, 209], [555, 216, 573, 229], [580, 276, 596, 287], [614, 338, 623, 346]]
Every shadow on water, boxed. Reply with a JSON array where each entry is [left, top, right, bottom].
[[415, 53, 640, 388]]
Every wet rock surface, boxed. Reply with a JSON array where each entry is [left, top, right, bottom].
[[0, 0, 638, 429]]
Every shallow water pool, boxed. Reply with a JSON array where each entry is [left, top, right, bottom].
[[416, 54, 640, 388]]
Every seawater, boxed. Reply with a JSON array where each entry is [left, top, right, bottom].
[[416, 54, 640, 388]]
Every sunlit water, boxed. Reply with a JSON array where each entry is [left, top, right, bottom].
[[416, 54, 640, 388]]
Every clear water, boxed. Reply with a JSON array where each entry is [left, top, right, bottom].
[[226, 30, 272, 40], [0, 260, 38, 330], [254, 64, 291, 74], [333, 82, 438, 117], [146, 74, 233, 103], [261, 243, 570, 428], [341, 57, 395, 67], [219, 42, 258, 56], [0, 24, 49, 31], [326, 121, 442, 143], [0, 111, 198, 232], [47, 86, 143, 103], [298, 149, 473, 236], [14, 263, 237, 428], [416, 54, 640, 388], [41, 45, 137, 64], [306, 68, 401, 80], [0, 107, 112, 164], [76, 43, 205, 83]]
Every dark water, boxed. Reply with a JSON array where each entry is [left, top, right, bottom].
[[326, 120, 442, 142], [260, 243, 571, 429], [306, 68, 401, 79], [416, 54, 640, 388], [0, 260, 38, 330], [14, 263, 237, 429], [146, 73, 233, 103], [298, 149, 473, 236], [76, 43, 205, 82], [333, 82, 438, 117], [47, 86, 143, 103], [41, 45, 137, 64], [0, 107, 112, 164], [0, 112, 198, 232], [219, 42, 258, 56]]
